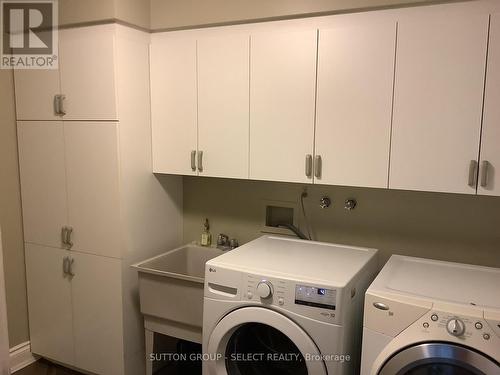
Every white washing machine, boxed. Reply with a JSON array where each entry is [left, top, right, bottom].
[[202, 235, 378, 375], [361, 255, 500, 375]]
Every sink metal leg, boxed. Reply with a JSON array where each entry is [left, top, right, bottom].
[[145, 328, 154, 375]]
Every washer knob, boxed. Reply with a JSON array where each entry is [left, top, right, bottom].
[[446, 318, 466, 337], [257, 281, 273, 299]]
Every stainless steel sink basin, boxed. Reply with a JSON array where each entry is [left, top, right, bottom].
[[132, 244, 224, 343]]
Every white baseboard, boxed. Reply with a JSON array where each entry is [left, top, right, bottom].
[[9, 341, 38, 373]]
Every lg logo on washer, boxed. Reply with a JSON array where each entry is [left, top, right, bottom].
[[1, 0, 58, 69]]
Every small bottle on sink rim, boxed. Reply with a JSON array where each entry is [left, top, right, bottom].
[[201, 218, 212, 246]]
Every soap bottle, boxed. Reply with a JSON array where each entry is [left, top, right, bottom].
[[201, 218, 212, 246]]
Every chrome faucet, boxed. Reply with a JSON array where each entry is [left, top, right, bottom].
[[217, 234, 239, 251]]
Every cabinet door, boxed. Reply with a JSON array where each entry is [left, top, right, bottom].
[[151, 34, 198, 175], [64, 122, 122, 258], [478, 14, 500, 196], [249, 29, 317, 183], [198, 34, 250, 179], [14, 67, 61, 120], [25, 244, 74, 365], [390, 13, 489, 194], [71, 252, 123, 375], [17, 121, 68, 248], [59, 25, 117, 120], [315, 21, 396, 188]]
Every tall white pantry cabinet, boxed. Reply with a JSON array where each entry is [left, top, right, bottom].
[[14, 24, 183, 375]]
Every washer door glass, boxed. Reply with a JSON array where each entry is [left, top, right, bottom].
[[378, 343, 500, 375], [225, 322, 307, 375], [206, 307, 327, 375]]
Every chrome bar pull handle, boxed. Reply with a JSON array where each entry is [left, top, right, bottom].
[[63, 257, 69, 275], [66, 226, 73, 248], [61, 226, 68, 246], [190, 150, 196, 171], [59, 95, 66, 115], [480, 160, 490, 188], [68, 258, 75, 277], [305, 154, 312, 177], [54, 95, 61, 115], [314, 155, 322, 179], [197, 151, 203, 172], [468, 160, 478, 187]]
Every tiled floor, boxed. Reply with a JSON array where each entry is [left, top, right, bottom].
[[15, 360, 84, 375]]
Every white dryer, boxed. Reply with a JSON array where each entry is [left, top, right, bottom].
[[361, 255, 500, 375], [202, 235, 378, 375]]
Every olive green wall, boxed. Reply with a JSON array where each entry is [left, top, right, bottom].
[[0, 70, 30, 347], [150, 0, 462, 30], [183, 177, 500, 268], [59, 0, 150, 29]]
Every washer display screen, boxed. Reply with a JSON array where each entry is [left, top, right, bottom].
[[295, 285, 336, 310]]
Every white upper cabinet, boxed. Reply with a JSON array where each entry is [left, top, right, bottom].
[[315, 20, 396, 188], [64, 122, 122, 258], [478, 13, 500, 196], [249, 29, 317, 183], [389, 13, 489, 194], [197, 34, 250, 179], [59, 25, 117, 120], [14, 68, 60, 121], [151, 34, 198, 175], [17, 121, 68, 248], [14, 25, 117, 121]]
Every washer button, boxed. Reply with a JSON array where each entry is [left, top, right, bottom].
[[246, 291, 253, 299], [278, 297, 284, 306], [475, 322, 483, 330], [431, 314, 438, 321], [483, 333, 490, 340], [423, 322, 429, 328]]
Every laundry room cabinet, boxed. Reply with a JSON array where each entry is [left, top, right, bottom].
[[389, 12, 489, 195], [197, 34, 250, 179], [478, 13, 500, 196], [151, 33, 250, 178], [24, 243, 123, 375], [249, 29, 317, 183], [17, 121, 122, 259], [14, 24, 117, 121], [150, 34, 198, 176], [150, 18, 396, 187], [314, 20, 396, 188], [15, 25, 183, 375], [16, 121, 67, 249], [24, 244, 74, 366], [149, 3, 500, 197]]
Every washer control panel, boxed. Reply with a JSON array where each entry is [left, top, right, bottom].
[[419, 311, 497, 344], [245, 274, 340, 324], [295, 285, 336, 310]]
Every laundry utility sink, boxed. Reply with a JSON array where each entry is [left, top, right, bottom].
[[132, 244, 223, 343], [135, 244, 223, 283]]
